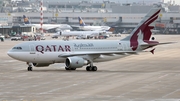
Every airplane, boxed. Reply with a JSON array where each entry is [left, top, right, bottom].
[[58, 30, 99, 36], [7, 6, 172, 72], [71, 17, 111, 31], [23, 15, 72, 31], [56, 30, 110, 39]]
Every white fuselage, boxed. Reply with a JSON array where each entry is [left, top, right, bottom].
[[79, 26, 110, 31], [7, 40, 135, 64], [59, 31, 104, 36], [30, 24, 72, 30]]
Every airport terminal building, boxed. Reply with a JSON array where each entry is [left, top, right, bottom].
[[0, 0, 180, 34]]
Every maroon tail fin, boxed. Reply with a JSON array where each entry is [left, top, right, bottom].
[[121, 7, 161, 51], [108, 27, 115, 32]]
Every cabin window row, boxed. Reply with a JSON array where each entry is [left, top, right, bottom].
[[74, 47, 117, 50]]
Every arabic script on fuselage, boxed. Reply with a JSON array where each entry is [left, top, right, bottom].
[[74, 43, 94, 48]]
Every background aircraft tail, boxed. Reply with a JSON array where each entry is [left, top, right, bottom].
[[23, 15, 30, 24], [108, 27, 115, 32], [78, 17, 86, 26], [121, 6, 161, 51]]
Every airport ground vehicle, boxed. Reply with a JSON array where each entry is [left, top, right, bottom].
[[11, 36, 22, 41], [51, 34, 58, 39], [0, 34, 5, 42], [76, 35, 87, 39]]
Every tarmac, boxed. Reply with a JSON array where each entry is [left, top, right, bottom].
[[0, 34, 180, 101]]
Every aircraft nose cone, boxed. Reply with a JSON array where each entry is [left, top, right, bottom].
[[7, 51, 22, 60], [7, 51, 13, 57], [7, 51, 17, 59]]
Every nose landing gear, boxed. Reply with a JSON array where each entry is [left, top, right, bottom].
[[27, 62, 33, 71]]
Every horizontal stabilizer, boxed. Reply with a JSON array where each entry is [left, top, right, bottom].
[[140, 42, 176, 47], [157, 42, 177, 45]]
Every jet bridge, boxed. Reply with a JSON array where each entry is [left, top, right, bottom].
[[0, 25, 36, 36]]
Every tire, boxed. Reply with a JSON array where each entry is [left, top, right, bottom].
[[27, 67, 32, 71], [92, 66, 97, 71], [65, 67, 70, 70], [86, 66, 90, 71], [71, 68, 76, 70]]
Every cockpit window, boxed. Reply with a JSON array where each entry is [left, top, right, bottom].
[[13, 47, 22, 50]]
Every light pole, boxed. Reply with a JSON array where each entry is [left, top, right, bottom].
[[40, 0, 43, 34]]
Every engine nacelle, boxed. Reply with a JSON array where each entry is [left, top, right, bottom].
[[65, 57, 88, 68], [32, 63, 50, 67]]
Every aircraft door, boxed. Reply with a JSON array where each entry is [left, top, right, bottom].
[[122, 43, 128, 51], [29, 44, 36, 54], [117, 43, 123, 51]]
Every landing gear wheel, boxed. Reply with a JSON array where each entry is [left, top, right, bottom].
[[65, 67, 70, 70], [92, 66, 97, 71], [65, 67, 76, 70], [27, 62, 33, 71], [86, 66, 97, 71], [71, 68, 76, 70], [89, 67, 92, 71], [86, 66, 90, 71], [27, 67, 32, 71]]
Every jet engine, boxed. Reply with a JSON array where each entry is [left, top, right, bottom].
[[65, 57, 88, 68], [32, 63, 51, 67]]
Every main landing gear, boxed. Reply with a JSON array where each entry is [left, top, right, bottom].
[[65, 66, 97, 71], [65, 67, 76, 71], [64, 59, 98, 71], [27, 62, 33, 71], [86, 66, 97, 71], [86, 61, 97, 71]]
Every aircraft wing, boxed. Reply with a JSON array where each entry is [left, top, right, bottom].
[[33, 24, 59, 30], [58, 51, 137, 57], [43, 27, 59, 30], [71, 25, 80, 27], [71, 25, 80, 29], [92, 29, 104, 31]]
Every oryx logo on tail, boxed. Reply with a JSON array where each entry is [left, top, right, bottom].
[[129, 9, 161, 51]]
